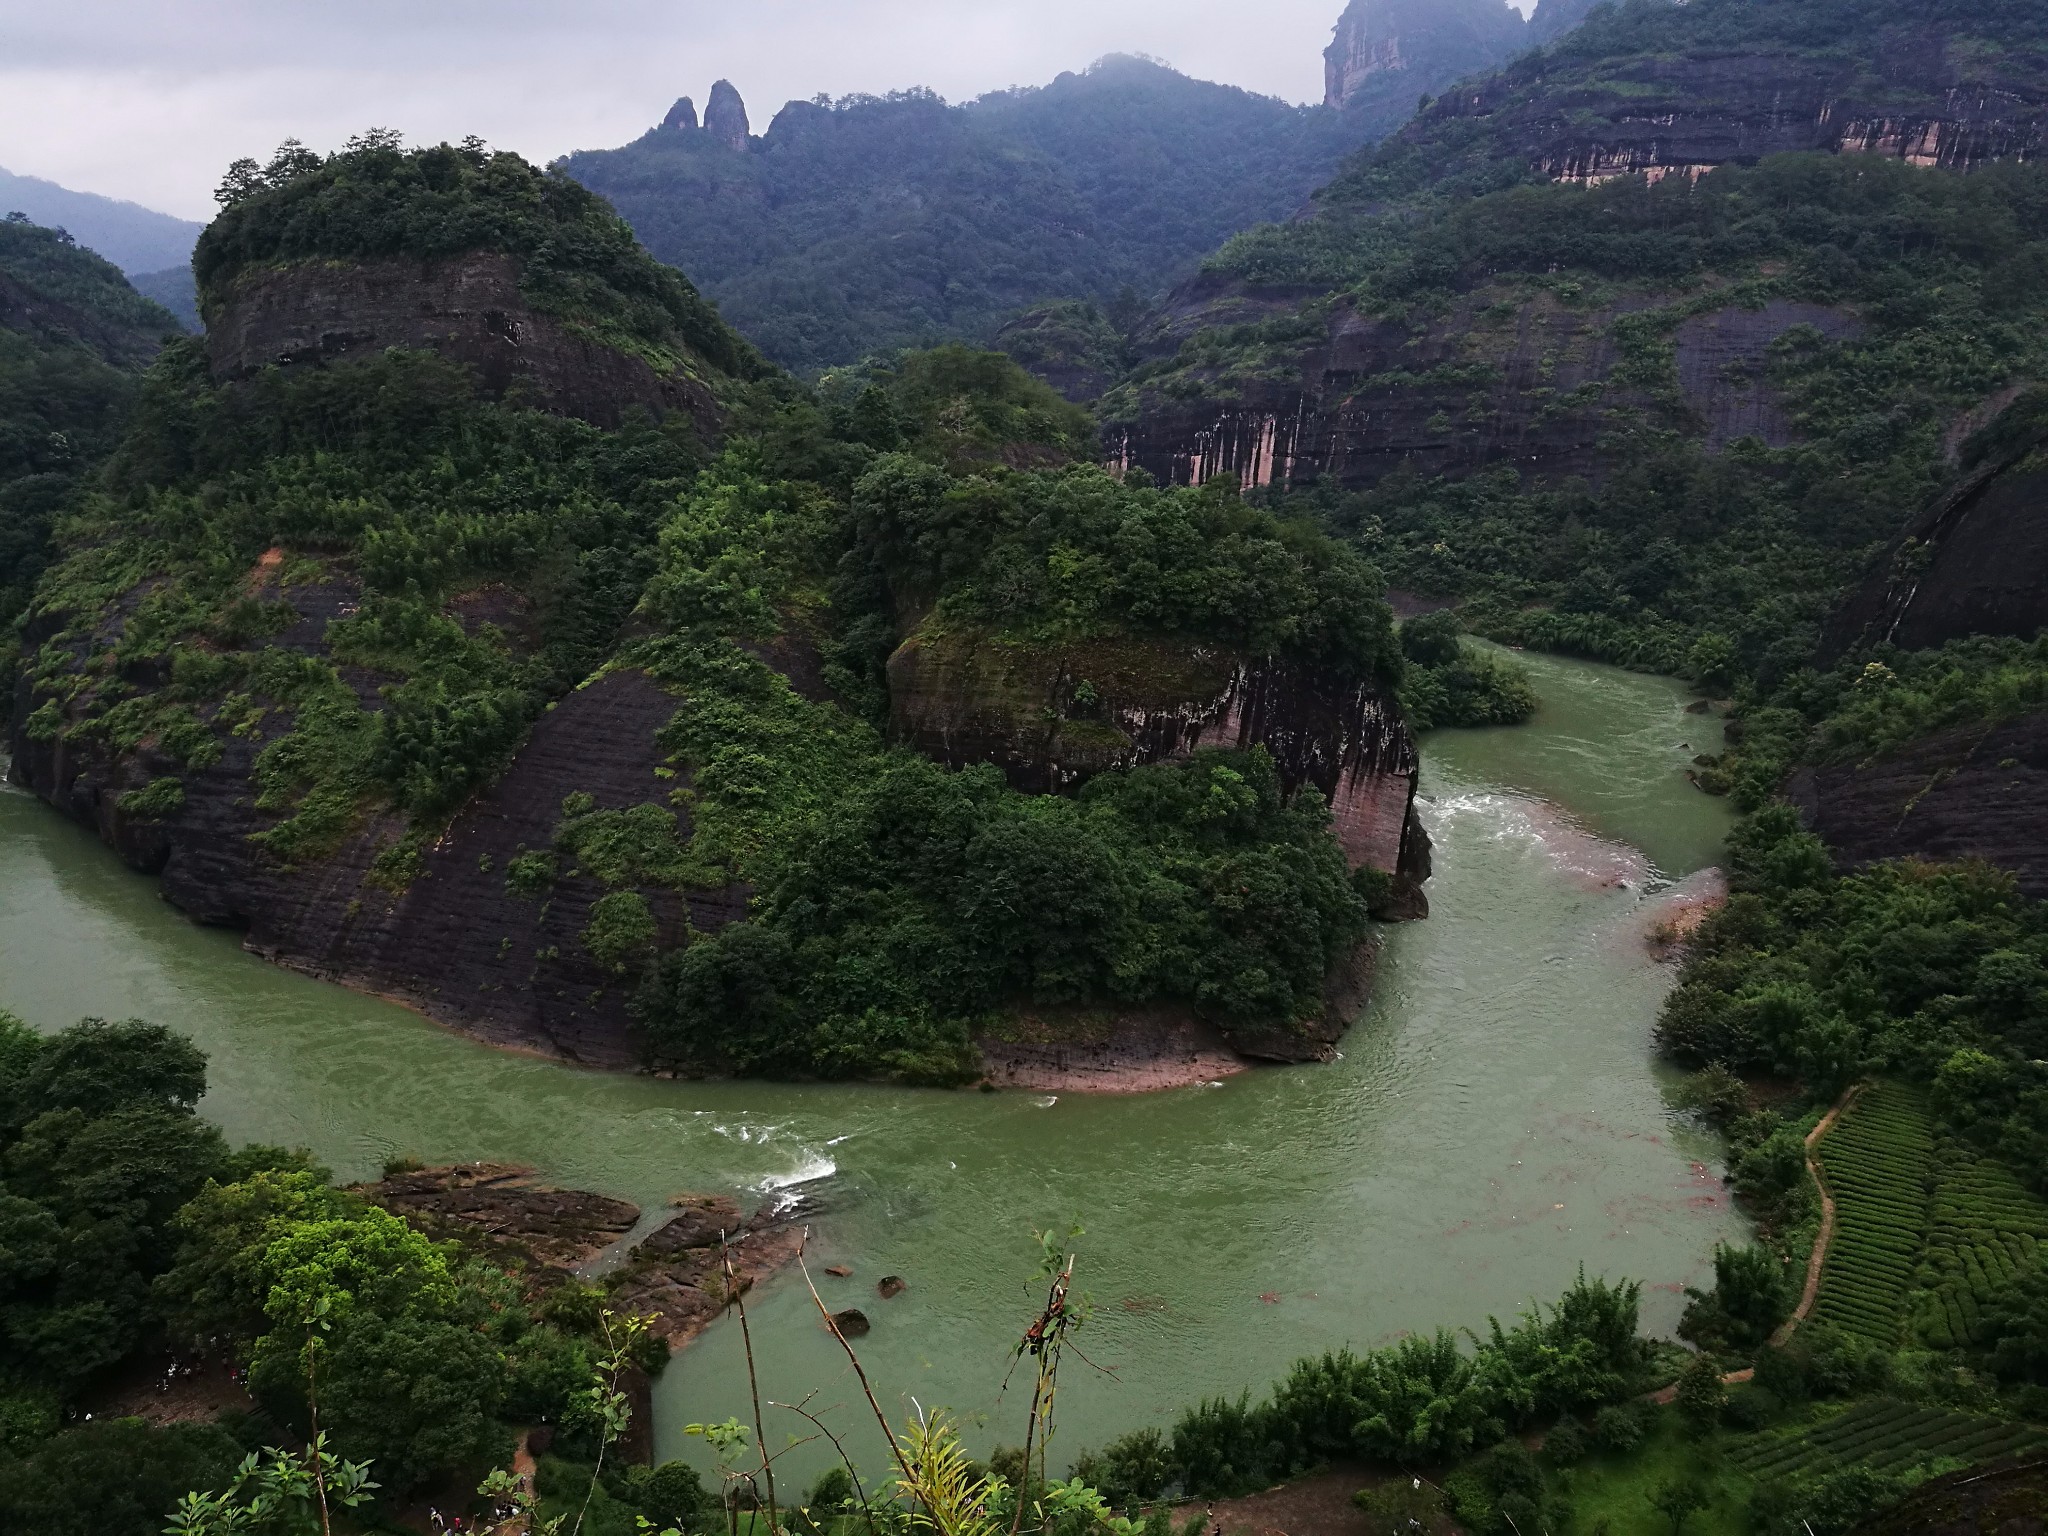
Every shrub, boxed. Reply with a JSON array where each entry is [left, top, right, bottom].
[[1353, 1478, 1448, 1535], [116, 777, 185, 820], [1592, 1402, 1646, 1454], [1675, 1354, 1728, 1427], [583, 891, 657, 974], [1071, 1427, 1172, 1510], [1541, 1414, 1590, 1465]]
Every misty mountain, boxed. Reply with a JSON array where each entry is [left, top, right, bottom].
[[0, 165, 201, 276], [561, 55, 1385, 372]]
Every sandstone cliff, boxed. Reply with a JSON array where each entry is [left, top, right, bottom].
[[204, 250, 723, 432], [8, 576, 749, 1067], [1107, 286, 1861, 494], [887, 625, 1430, 917], [1825, 394, 2048, 658], [1787, 711, 2048, 899], [1426, 33, 2045, 189], [704, 81, 752, 151], [1325, 0, 1530, 114], [1112, 3, 2047, 496]]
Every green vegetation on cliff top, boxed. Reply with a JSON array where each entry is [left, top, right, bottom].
[[18, 160, 1397, 1086], [199, 135, 766, 382]]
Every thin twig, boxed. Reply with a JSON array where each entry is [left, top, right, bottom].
[[769, 1398, 885, 1536], [795, 1234, 921, 1496], [304, 1329, 332, 1536], [724, 1232, 781, 1536]]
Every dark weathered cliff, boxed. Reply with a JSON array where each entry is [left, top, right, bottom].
[[204, 251, 722, 432], [9, 579, 743, 1066], [1825, 396, 2048, 658], [1787, 711, 2048, 898], [1324, 0, 1530, 115], [1108, 287, 1861, 493], [888, 625, 1430, 916], [1427, 33, 2045, 190]]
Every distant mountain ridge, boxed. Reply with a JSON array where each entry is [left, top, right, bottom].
[[562, 5, 1570, 375], [0, 165, 199, 276], [560, 57, 1368, 371]]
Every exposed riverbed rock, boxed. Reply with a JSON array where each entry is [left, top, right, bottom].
[[204, 250, 722, 431], [608, 1200, 807, 1347], [367, 1163, 640, 1273], [360, 1165, 805, 1350]]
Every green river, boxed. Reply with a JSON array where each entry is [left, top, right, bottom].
[[0, 650, 1744, 1480]]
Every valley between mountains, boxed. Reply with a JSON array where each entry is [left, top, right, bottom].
[[5, 0, 2048, 1531]]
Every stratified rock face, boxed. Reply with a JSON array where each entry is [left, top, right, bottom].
[[886, 626, 1430, 909], [662, 96, 700, 133], [370, 1164, 640, 1271], [1439, 42, 2045, 187], [8, 597, 745, 1066], [204, 250, 719, 431], [1786, 712, 2048, 899], [1826, 424, 2048, 657], [1324, 0, 1528, 111], [1108, 290, 1859, 493], [704, 80, 751, 150]]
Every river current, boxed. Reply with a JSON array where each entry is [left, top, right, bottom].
[[0, 649, 1744, 1479]]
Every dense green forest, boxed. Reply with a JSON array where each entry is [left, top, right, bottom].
[[0, 215, 179, 647], [1085, 0, 2048, 700], [14, 141, 1415, 1084], [0, 1015, 708, 1536], [1161, 150, 2048, 695], [559, 58, 1378, 372]]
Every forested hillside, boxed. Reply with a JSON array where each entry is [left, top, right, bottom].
[[1098, 0, 2048, 698], [0, 214, 180, 647], [6, 137, 1424, 1086], [558, 59, 1365, 372]]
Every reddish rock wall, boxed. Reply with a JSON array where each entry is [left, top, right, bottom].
[[204, 250, 720, 431], [1108, 292, 1860, 493], [887, 626, 1430, 911]]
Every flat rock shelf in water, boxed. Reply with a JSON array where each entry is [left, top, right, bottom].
[[0, 649, 1746, 1484]]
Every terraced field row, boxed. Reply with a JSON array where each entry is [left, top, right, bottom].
[[1731, 1397, 2048, 1482], [1811, 1084, 1935, 1344], [1915, 1137, 2048, 1348]]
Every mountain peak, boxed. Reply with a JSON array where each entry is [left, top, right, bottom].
[[705, 80, 751, 150], [1324, 0, 1529, 111]]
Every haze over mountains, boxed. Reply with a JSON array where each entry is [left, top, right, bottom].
[[2, 0, 1570, 369], [566, 0, 1575, 369]]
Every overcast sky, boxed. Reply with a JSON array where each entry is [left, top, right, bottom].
[[0, 0, 1478, 221]]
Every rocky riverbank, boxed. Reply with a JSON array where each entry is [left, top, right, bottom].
[[363, 1163, 804, 1349]]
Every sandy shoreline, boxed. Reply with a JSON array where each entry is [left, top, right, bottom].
[[976, 1023, 1252, 1094]]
